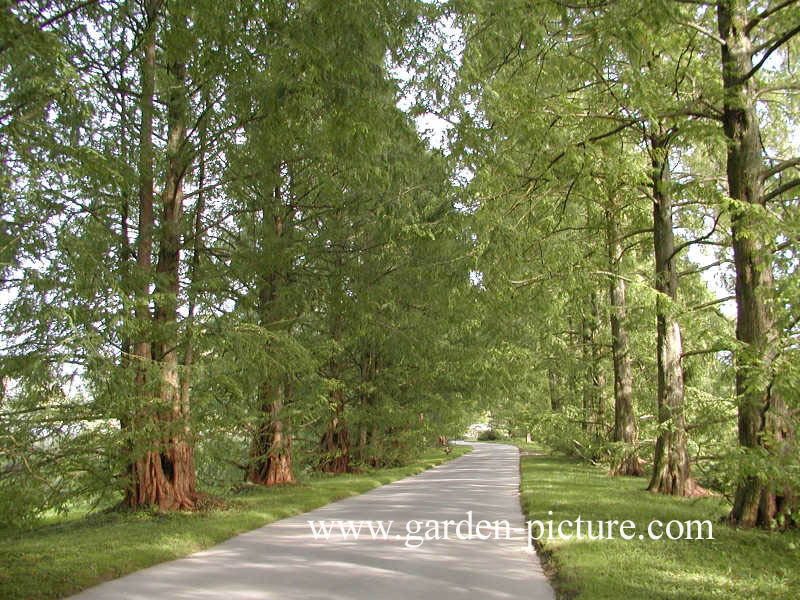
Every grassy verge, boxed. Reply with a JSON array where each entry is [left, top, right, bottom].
[[0, 445, 471, 600], [519, 453, 800, 599]]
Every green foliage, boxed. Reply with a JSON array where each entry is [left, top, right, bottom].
[[477, 428, 504, 441], [0, 0, 483, 525], [1, 0, 798, 546], [445, 0, 798, 513]]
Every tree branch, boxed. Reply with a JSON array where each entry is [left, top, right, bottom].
[[678, 259, 730, 277], [755, 84, 800, 100], [0, 0, 100, 54], [685, 296, 736, 312], [762, 178, 800, 204], [745, 23, 800, 81], [775, 236, 798, 252], [760, 157, 800, 182], [668, 211, 723, 262], [746, 0, 800, 35], [681, 347, 732, 359], [675, 19, 725, 46], [618, 227, 654, 243]]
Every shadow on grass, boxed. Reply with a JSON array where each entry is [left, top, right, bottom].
[[521, 455, 800, 600], [0, 446, 471, 600]]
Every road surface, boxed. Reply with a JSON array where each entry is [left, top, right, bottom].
[[68, 442, 555, 599]]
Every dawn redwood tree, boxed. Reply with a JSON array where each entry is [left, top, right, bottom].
[[581, 288, 606, 439], [605, 200, 641, 476], [647, 129, 692, 494], [713, 0, 799, 527], [0, 0, 486, 521], [126, 1, 197, 509], [246, 177, 297, 486]]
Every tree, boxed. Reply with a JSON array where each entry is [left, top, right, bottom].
[[714, 0, 799, 528], [647, 129, 692, 493]]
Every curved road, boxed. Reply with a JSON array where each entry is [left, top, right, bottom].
[[69, 442, 555, 599]]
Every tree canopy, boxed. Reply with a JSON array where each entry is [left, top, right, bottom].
[[1, 0, 798, 531]]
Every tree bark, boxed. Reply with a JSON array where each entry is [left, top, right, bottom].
[[548, 369, 560, 411], [580, 291, 605, 439], [180, 92, 206, 438], [247, 180, 296, 486], [718, 1, 796, 528], [126, 5, 196, 510], [248, 380, 295, 485], [354, 350, 380, 467], [606, 206, 641, 476], [132, 0, 156, 388], [647, 131, 693, 494], [317, 385, 350, 473], [316, 244, 352, 473], [581, 315, 593, 433]]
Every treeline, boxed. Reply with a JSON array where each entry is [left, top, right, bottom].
[[445, 0, 799, 530], [3, 0, 798, 534], [0, 0, 483, 525]]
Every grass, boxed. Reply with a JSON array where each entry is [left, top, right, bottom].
[[0, 445, 471, 600], [519, 452, 800, 600]]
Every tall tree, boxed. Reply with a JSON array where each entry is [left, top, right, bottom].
[[714, 0, 799, 527], [647, 129, 692, 493], [606, 200, 641, 476]]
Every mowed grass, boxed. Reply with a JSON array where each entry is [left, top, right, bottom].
[[0, 446, 471, 600], [520, 454, 800, 600]]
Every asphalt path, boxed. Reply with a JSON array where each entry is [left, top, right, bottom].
[[68, 442, 555, 599]]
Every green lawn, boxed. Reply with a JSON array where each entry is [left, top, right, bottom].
[[519, 453, 800, 600], [0, 446, 471, 600]]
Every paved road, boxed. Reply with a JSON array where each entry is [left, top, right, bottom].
[[68, 442, 555, 599]]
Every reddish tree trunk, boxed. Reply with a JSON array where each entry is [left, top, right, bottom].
[[247, 185, 296, 486], [126, 440, 196, 510], [132, 0, 156, 388], [317, 387, 350, 473], [126, 11, 196, 509], [248, 381, 295, 485]]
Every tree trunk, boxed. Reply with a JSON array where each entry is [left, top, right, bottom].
[[317, 386, 350, 473], [580, 291, 605, 439], [581, 315, 592, 433], [354, 350, 380, 467], [606, 207, 641, 476], [718, 1, 795, 528], [248, 381, 295, 485], [127, 7, 196, 510], [548, 369, 560, 411], [132, 0, 156, 391], [647, 131, 693, 494], [317, 277, 351, 473], [179, 92, 207, 447], [247, 179, 296, 486]]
